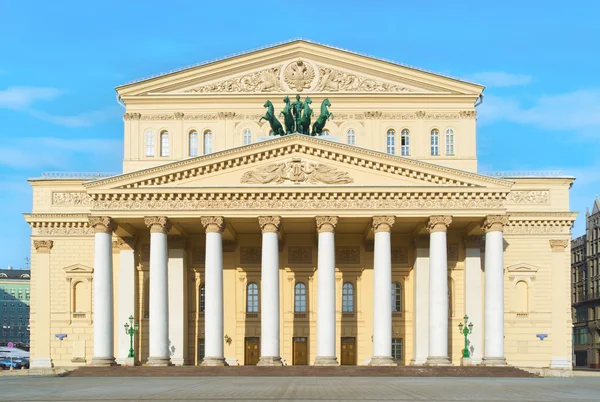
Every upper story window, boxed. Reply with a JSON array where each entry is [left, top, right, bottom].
[[322, 129, 330, 136], [294, 282, 307, 313], [347, 129, 356, 145], [243, 129, 252, 145], [445, 128, 455, 155], [430, 129, 439, 156], [160, 131, 169, 157], [386, 129, 395, 155], [144, 130, 155, 157], [189, 131, 199, 157], [204, 130, 213, 154], [247, 282, 259, 313], [400, 129, 410, 156], [342, 282, 354, 313], [392, 282, 402, 312], [199, 283, 205, 313]]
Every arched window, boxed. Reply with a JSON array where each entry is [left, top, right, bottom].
[[247, 283, 259, 313], [199, 283, 205, 313], [342, 282, 354, 313], [387, 129, 396, 155], [445, 128, 455, 155], [160, 131, 169, 156], [243, 129, 252, 145], [322, 129, 330, 136], [189, 131, 199, 157], [73, 281, 87, 313], [515, 281, 528, 312], [203, 130, 213, 154], [392, 282, 402, 312], [347, 128, 356, 145], [430, 129, 439, 156], [401, 129, 410, 156], [145, 130, 155, 157], [294, 282, 307, 313]]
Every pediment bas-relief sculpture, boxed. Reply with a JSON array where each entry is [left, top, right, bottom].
[[241, 158, 353, 185]]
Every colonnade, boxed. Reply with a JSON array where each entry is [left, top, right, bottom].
[[87, 214, 508, 367]]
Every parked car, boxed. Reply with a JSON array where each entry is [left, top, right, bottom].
[[0, 358, 21, 370]]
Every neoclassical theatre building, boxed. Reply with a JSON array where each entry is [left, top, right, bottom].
[[26, 40, 576, 369]]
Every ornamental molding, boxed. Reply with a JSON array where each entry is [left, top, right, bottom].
[[33, 240, 53, 254], [504, 218, 574, 235], [86, 136, 511, 190], [288, 247, 312, 264], [506, 263, 539, 283], [549, 239, 569, 251], [336, 246, 360, 264], [316, 216, 338, 233], [52, 192, 93, 206], [241, 158, 353, 185], [427, 215, 452, 233], [284, 60, 316, 92], [183, 113, 219, 120], [372, 216, 395, 233], [459, 111, 477, 119], [140, 113, 176, 121], [314, 65, 413, 93], [200, 216, 225, 233], [258, 216, 281, 233], [391, 247, 408, 264], [144, 216, 171, 234], [123, 112, 141, 121], [482, 215, 509, 233], [184, 67, 284, 93], [88, 216, 114, 234], [506, 191, 549, 204], [240, 247, 261, 264], [28, 217, 94, 236]]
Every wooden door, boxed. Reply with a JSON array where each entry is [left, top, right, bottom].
[[293, 337, 308, 365], [245, 337, 260, 365], [340, 337, 356, 365]]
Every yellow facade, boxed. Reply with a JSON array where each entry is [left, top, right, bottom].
[[25, 41, 575, 368]]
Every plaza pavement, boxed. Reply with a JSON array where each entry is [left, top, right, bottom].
[[1, 376, 600, 401]]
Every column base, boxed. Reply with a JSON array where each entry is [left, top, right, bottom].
[[369, 356, 398, 366], [550, 357, 571, 369], [145, 356, 172, 366], [257, 356, 283, 366], [30, 358, 53, 368], [201, 357, 228, 366], [481, 356, 507, 366], [425, 356, 452, 366], [313, 356, 338, 366], [89, 356, 118, 366]]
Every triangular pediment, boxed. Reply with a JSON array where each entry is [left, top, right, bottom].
[[506, 263, 539, 273], [86, 135, 511, 192], [64, 264, 94, 275], [116, 40, 483, 98]]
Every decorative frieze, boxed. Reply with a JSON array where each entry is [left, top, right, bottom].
[[52, 192, 92, 206], [185, 67, 284, 93], [459, 111, 477, 119], [144, 216, 171, 234], [391, 247, 408, 264], [336, 247, 360, 264], [200, 216, 225, 233], [217, 112, 236, 120], [241, 158, 353, 185], [258, 216, 281, 233], [33, 240, 53, 254], [88, 216, 114, 234], [427, 216, 452, 233], [30, 221, 94, 236], [288, 247, 312, 264], [315, 66, 413, 93], [123, 112, 141, 121], [316, 216, 338, 233], [506, 191, 549, 204], [372, 216, 395, 233], [183, 113, 219, 120], [482, 215, 509, 233], [240, 247, 261, 264], [140, 114, 176, 121]]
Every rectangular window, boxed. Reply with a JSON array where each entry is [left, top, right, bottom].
[[145, 132, 155, 157], [392, 338, 403, 360], [197, 339, 205, 362], [160, 132, 169, 157], [204, 132, 213, 155], [189, 132, 198, 157]]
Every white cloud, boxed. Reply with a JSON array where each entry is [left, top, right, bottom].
[[478, 90, 600, 135], [29, 107, 121, 128], [469, 72, 532, 88], [0, 86, 63, 110]]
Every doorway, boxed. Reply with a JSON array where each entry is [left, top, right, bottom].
[[340, 337, 356, 365], [245, 337, 260, 365], [293, 337, 308, 365]]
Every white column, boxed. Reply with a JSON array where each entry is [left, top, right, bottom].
[[168, 237, 188, 366], [426, 215, 452, 366], [201, 216, 227, 366], [370, 216, 396, 366], [464, 236, 483, 365], [89, 217, 116, 366], [145, 217, 171, 366], [482, 215, 508, 366], [314, 216, 338, 366], [116, 237, 136, 365], [30, 240, 53, 368], [549, 239, 571, 368], [258, 216, 283, 366], [411, 238, 429, 365]]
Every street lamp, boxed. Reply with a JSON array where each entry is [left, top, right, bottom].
[[123, 315, 139, 359], [458, 315, 474, 358]]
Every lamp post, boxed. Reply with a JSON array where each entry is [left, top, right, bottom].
[[124, 315, 139, 359], [458, 314, 474, 358]]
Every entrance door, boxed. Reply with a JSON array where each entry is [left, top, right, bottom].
[[293, 337, 308, 365], [340, 337, 356, 365], [245, 337, 260, 365]]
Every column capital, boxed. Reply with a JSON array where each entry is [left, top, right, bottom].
[[427, 216, 452, 233], [89, 216, 115, 234], [549, 239, 569, 252], [168, 235, 188, 249], [316, 216, 338, 233], [201, 216, 225, 233], [372, 216, 395, 233], [144, 216, 171, 234], [482, 215, 509, 233], [33, 240, 53, 254], [258, 216, 281, 233], [464, 235, 484, 249]]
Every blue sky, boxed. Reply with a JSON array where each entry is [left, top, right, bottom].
[[1, 1, 599, 268]]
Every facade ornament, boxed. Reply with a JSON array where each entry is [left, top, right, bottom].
[[459, 110, 477, 119], [427, 215, 452, 233], [314, 66, 412, 93], [183, 113, 219, 120], [482, 215, 509, 233], [316, 216, 338, 233], [144, 216, 171, 234], [415, 111, 426, 119], [88, 216, 114, 234], [336, 247, 360, 264], [201, 216, 225, 233], [288, 247, 312, 264], [140, 114, 176, 121], [168, 236, 188, 249], [364, 111, 382, 119], [123, 112, 141, 121], [240, 247, 261, 264], [506, 191, 549, 204], [185, 67, 283, 93], [241, 158, 353, 185], [33, 240, 53, 254], [217, 112, 236, 120], [258, 216, 281, 233], [174, 112, 185, 120], [549, 239, 569, 251], [284, 60, 316, 92], [391, 247, 408, 264], [372, 216, 395, 233], [52, 192, 92, 206]]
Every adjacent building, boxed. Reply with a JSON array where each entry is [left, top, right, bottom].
[[25, 40, 576, 369], [572, 197, 600, 368], [0, 268, 31, 346]]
